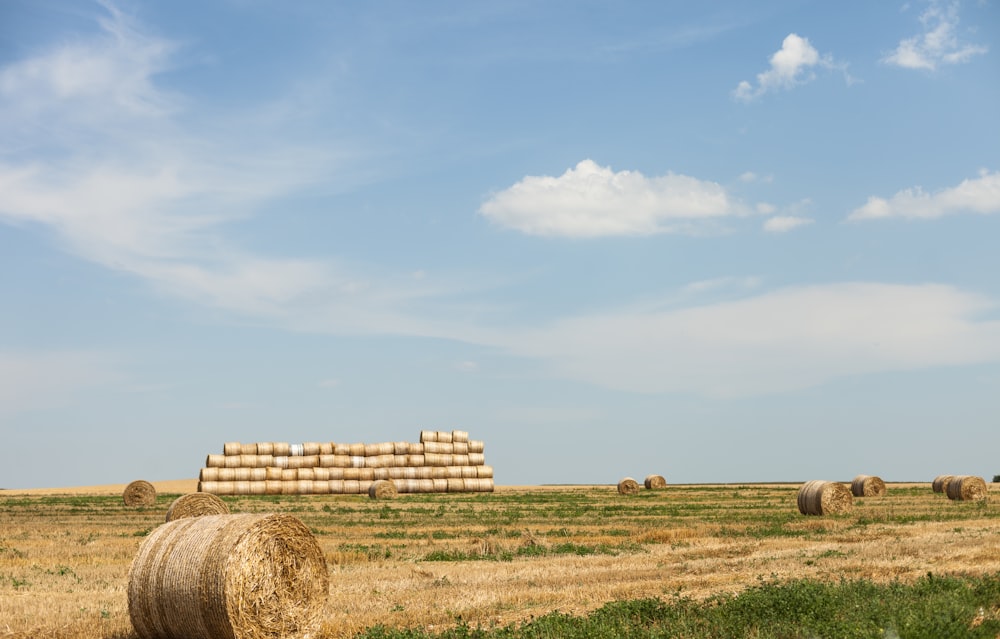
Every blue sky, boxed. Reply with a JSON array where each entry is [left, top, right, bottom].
[[1, 1, 999, 489]]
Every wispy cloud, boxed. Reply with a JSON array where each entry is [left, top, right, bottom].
[[849, 170, 1000, 220], [764, 215, 813, 233], [479, 159, 747, 237], [733, 33, 849, 102], [494, 283, 1000, 398], [882, 0, 988, 70]]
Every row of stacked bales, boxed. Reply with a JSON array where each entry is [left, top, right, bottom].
[[198, 429, 494, 495]]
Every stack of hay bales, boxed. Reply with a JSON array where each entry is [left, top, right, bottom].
[[198, 429, 494, 496]]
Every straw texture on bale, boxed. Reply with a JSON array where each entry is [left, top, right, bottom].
[[932, 475, 955, 493], [123, 480, 157, 507], [946, 475, 988, 501], [644, 474, 667, 490], [165, 492, 230, 522], [850, 475, 887, 497], [617, 477, 640, 495], [797, 480, 853, 515], [128, 513, 328, 639], [368, 479, 398, 499]]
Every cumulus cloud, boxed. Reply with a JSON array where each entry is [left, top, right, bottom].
[[764, 216, 813, 233], [734, 33, 844, 102], [849, 170, 1000, 221], [478, 159, 746, 237], [495, 283, 1000, 398], [882, 0, 987, 70]]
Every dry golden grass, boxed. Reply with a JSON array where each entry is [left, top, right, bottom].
[[1, 481, 999, 638]]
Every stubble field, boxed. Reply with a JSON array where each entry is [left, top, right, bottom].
[[1, 480, 999, 638]]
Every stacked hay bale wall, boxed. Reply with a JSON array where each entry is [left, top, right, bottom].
[[850, 474, 887, 497], [797, 480, 853, 515], [128, 513, 327, 639], [199, 430, 494, 495]]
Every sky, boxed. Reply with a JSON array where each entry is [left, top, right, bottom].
[[1, 1, 999, 489]]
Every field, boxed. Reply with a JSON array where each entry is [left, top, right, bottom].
[[1, 480, 999, 638]]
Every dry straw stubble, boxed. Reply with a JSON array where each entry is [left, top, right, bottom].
[[123, 480, 157, 507], [165, 492, 230, 522], [797, 480, 853, 515], [850, 474, 887, 497], [128, 513, 328, 639]]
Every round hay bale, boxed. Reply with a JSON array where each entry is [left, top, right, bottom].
[[850, 475, 886, 497], [368, 479, 398, 499], [123, 480, 157, 507], [932, 474, 955, 493], [223, 442, 242, 456], [946, 475, 988, 501], [420, 429, 437, 443], [468, 440, 485, 454], [166, 493, 230, 522], [128, 513, 327, 639], [644, 474, 667, 490], [617, 477, 640, 495], [797, 480, 853, 515], [256, 442, 274, 456], [452, 429, 469, 443]]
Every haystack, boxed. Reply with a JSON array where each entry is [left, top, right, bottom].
[[123, 480, 156, 507], [850, 475, 886, 497], [617, 477, 640, 495], [945, 475, 988, 501], [128, 513, 328, 639], [165, 493, 230, 522], [797, 480, 852, 515], [932, 475, 955, 494], [368, 479, 397, 499], [644, 474, 667, 490]]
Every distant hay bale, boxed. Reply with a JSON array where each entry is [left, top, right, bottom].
[[932, 475, 955, 493], [165, 493, 230, 522], [644, 474, 667, 490], [128, 513, 328, 639], [617, 477, 640, 495], [451, 430, 469, 443], [850, 475, 886, 497], [123, 480, 156, 507], [368, 479, 397, 499], [946, 475, 988, 501], [797, 480, 852, 515]]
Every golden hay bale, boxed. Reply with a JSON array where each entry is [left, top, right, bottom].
[[617, 477, 640, 495], [368, 479, 397, 499], [644, 474, 667, 490], [797, 480, 853, 515], [256, 442, 274, 456], [452, 429, 469, 443], [850, 475, 886, 497], [123, 480, 157, 507], [477, 465, 494, 478], [165, 493, 230, 522], [223, 442, 242, 456], [946, 475, 988, 501], [932, 474, 955, 493], [128, 513, 328, 639]]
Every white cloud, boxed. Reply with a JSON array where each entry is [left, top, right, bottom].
[[495, 283, 1000, 398], [849, 170, 1000, 220], [479, 159, 746, 237], [882, 0, 988, 70], [734, 33, 843, 102], [764, 216, 813, 233]]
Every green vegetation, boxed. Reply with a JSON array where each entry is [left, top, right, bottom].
[[357, 572, 1000, 639]]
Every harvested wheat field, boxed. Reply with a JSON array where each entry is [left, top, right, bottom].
[[1, 480, 999, 638]]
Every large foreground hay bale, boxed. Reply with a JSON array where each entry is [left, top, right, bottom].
[[368, 479, 397, 499], [932, 474, 955, 493], [165, 493, 230, 522], [123, 480, 156, 507], [644, 474, 667, 490], [850, 474, 886, 497], [128, 513, 328, 639], [946, 475, 988, 501], [617, 477, 640, 495], [797, 480, 852, 515]]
